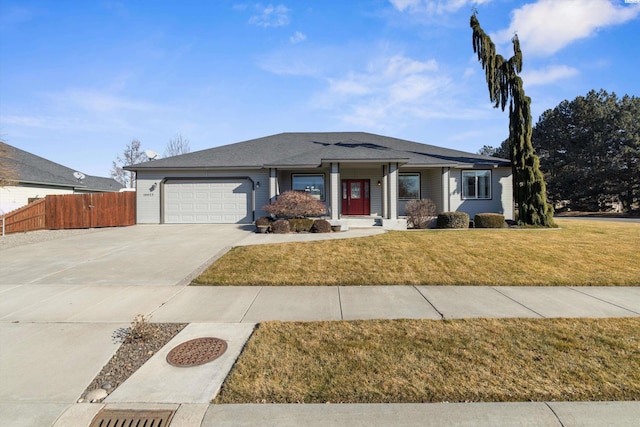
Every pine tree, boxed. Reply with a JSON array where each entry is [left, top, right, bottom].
[[470, 13, 554, 226]]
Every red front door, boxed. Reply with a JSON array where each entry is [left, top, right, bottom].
[[342, 179, 370, 215]]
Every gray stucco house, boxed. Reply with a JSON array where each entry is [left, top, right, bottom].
[[126, 132, 512, 229]]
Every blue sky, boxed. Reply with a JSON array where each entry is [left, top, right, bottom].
[[1, 0, 639, 177]]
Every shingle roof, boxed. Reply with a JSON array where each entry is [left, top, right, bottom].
[[126, 132, 509, 170], [0, 142, 123, 191]]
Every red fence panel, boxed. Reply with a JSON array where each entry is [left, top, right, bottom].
[[1, 199, 46, 234], [45, 194, 91, 229], [1, 192, 136, 234], [46, 192, 136, 229], [90, 192, 136, 227]]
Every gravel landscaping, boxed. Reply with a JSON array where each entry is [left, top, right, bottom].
[[0, 228, 105, 250], [80, 322, 187, 402]]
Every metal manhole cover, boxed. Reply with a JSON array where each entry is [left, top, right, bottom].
[[166, 337, 227, 367]]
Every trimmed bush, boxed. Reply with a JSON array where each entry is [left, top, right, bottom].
[[474, 213, 506, 228], [255, 216, 272, 227], [255, 216, 272, 233], [436, 212, 470, 229], [405, 199, 436, 229], [271, 219, 291, 234], [263, 191, 327, 218], [312, 219, 332, 233], [289, 218, 315, 233]]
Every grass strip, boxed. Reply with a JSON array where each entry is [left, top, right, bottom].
[[194, 220, 640, 286], [215, 318, 640, 403]]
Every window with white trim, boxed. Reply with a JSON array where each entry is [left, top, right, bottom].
[[399, 173, 420, 199], [462, 170, 491, 199], [292, 174, 325, 200]]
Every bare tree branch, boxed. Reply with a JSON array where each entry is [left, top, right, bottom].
[[164, 133, 191, 157], [111, 139, 147, 188]]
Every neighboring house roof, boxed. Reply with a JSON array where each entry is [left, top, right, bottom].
[[0, 142, 123, 192], [126, 132, 510, 170]]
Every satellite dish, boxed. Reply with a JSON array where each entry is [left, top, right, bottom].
[[145, 150, 159, 160], [73, 171, 86, 181]]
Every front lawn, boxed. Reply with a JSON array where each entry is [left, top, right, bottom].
[[215, 318, 640, 403], [193, 219, 640, 286]]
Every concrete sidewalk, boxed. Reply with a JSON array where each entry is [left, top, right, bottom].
[[50, 401, 640, 426], [2, 285, 637, 323], [149, 285, 640, 323]]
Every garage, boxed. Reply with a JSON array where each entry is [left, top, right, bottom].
[[163, 179, 252, 224]]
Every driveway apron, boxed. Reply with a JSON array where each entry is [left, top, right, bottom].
[[0, 224, 250, 427], [0, 225, 249, 287]]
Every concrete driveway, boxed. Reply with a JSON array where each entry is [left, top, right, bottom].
[[0, 224, 251, 427], [0, 224, 250, 286]]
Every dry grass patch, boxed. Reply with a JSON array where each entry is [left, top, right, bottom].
[[215, 318, 640, 403], [193, 220, 640, 286]]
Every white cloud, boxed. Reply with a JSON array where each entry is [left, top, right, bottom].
[[494, 0, 640, 56], [257, 51, 319, 76], [249, 4, 290, 27], [381, 55, 438, 77], [328, 74, 371, 96], [389, 0, 492, 15], [52, 89, 162, 113], [314, 54, 452, 128], [290, 31, 306, 44], [521, 65, 579, 87]]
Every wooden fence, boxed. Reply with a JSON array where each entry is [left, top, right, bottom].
[[2, 198, 46, 234], [2, 192, 136, 235]]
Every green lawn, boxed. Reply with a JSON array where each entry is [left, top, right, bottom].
[[193, 219, 640, 286], [215, 318, 640, 403]]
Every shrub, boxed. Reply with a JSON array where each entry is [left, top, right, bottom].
[[255, 216, 272, 227], [436, 212, 469, 229], [312, 219, 332, 233], [405, 199, 436, 229], [289, 218, 315, 232], [474, 213, 506, 228], [263, 191, 327, 218], [256, 216, 273, 232], [271, 219, 291, 234]]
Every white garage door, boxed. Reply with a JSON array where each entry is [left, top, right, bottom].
[[164, 179, 251, 224]]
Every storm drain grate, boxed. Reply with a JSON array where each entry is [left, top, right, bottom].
[[166, 337, 227, 367], [89, 409, 175, 427]]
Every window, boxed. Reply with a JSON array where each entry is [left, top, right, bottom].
[[398, 173, 420, 199], [292, 174, 325, 200], [462, 170, 491, 199]]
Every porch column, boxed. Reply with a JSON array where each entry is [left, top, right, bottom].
[[381, 165, 388, 219], [388, 162, 398, 219], [269, 168, 278, 203], [330, 163, 340, 220], [441, 167, 450, 212]]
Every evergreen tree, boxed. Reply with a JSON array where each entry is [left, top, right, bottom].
[[533, 90, 639, 212], [470, 13, 554, 226]]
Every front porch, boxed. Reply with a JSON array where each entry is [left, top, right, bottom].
[[267, 161, 444, 230], [327, 216, 408, 231], [264, 153, 513, 228]]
